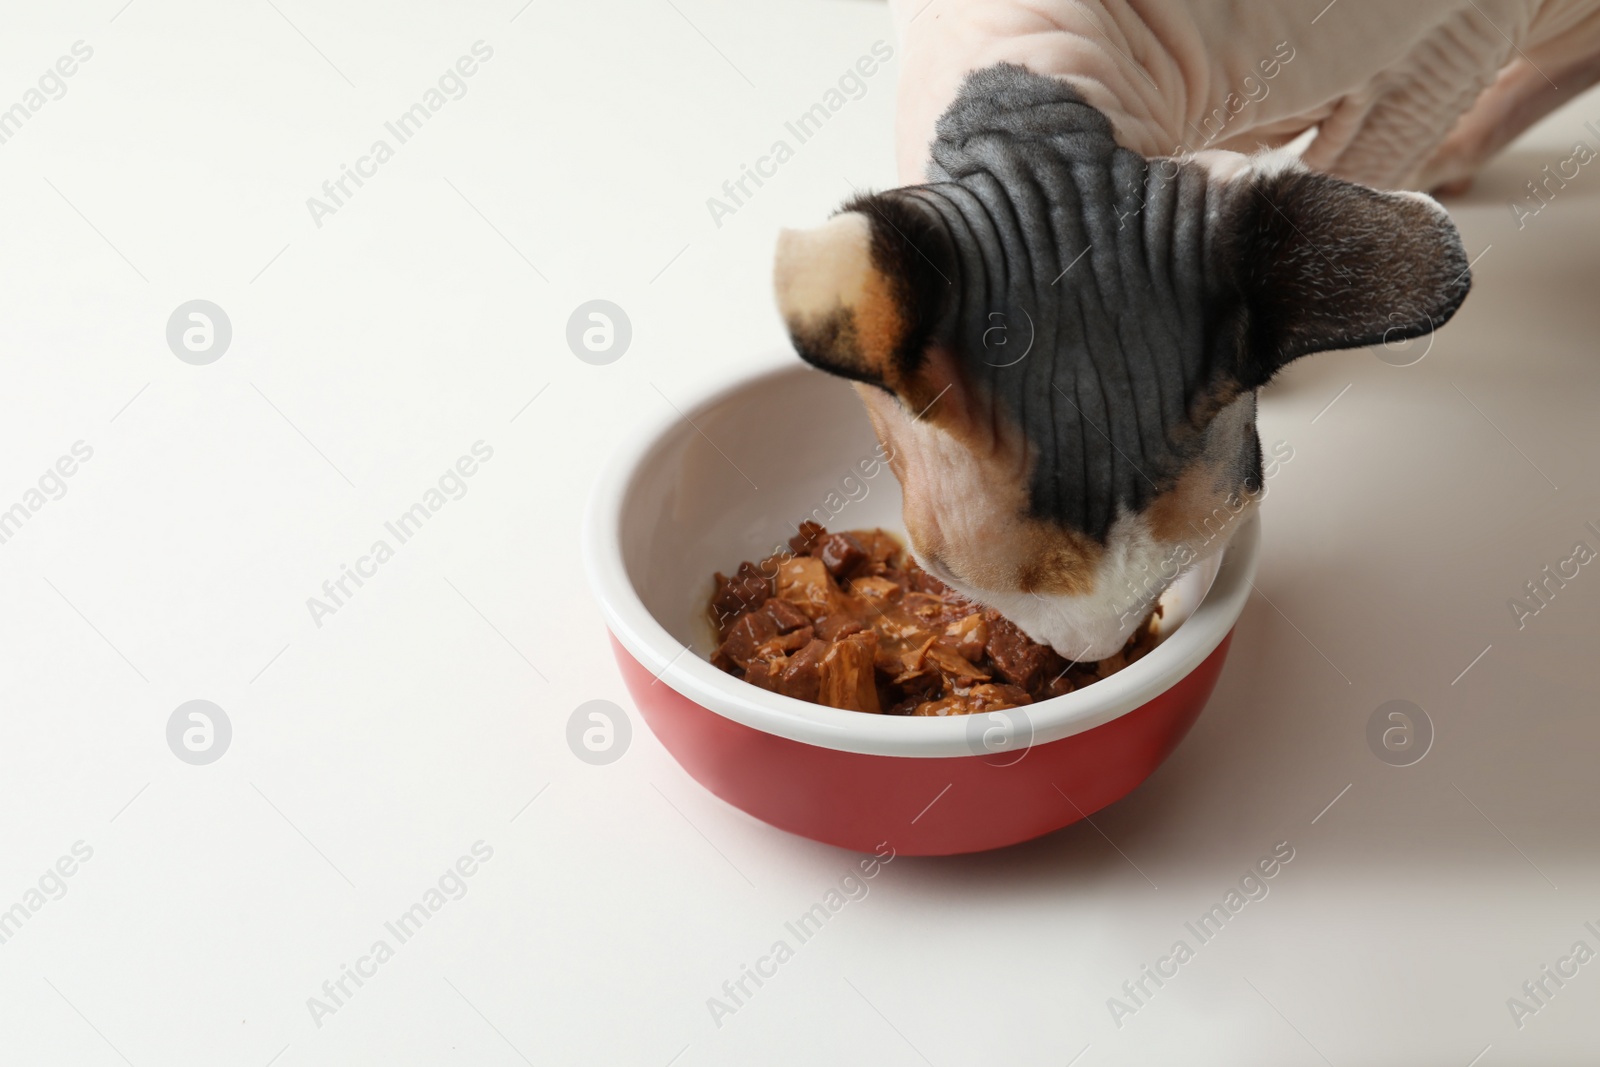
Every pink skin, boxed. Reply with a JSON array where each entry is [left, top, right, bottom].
[[890, 0, 1600, 191]]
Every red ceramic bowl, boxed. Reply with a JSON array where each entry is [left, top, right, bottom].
[[583, 362, 1259, 855]]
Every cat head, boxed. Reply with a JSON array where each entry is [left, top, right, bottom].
[[773, 64, 1470, 660]]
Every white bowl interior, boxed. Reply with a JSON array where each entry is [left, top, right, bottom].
[[617, 367, 1217, 663]]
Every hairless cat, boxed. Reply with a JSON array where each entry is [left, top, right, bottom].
[[770, 1, 1585, 658]]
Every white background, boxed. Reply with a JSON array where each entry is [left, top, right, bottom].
[[1, 1, 1598, 1064]]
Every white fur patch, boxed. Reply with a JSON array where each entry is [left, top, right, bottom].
[[877, 388, 1259, 662], [1394, 188, 1452, 219], [925, 505, 1249, 662], [773, 212, 872, 327], [1185, 141, 1309, 185], [920, 513, 1168, 661]]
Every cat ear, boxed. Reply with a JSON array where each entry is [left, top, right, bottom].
[[773, 195, 952, 396], [1217, 159, 1472, 388]]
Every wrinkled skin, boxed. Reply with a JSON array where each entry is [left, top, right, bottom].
[[773, 2, 1565, 660], [892, 0, 1600, 191], [776, 64, 1471, 660], [856, 0, 1598, 657]]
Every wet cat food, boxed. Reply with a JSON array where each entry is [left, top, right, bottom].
[[708, 523, 1161, 716]]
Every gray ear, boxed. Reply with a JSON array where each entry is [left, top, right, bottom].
[[1217, 163, 1472, 388]]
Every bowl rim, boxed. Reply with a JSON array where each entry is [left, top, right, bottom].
[[583, 360, 1260, 758]]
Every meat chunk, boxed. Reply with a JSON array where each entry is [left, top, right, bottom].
[[856, 529, 901, 570], [759, 596, 811, 634], [888, 632, 939, 678], [756, 625, 814, 658], [814, 612, 865, 642], [939, 613, 988, 663], [776, 556, 837, 619], [817, 531, 870, 579], [712, 611, 779, 672], [984, 612, 1065, 692], [848, 576, 901, 603], [1037, 671, 1076, 700], [741, 653, 787, 692], [774, 639, 827, 702], [789, 521, 825, 555], [889, 656, 944, 703], [922, 644, 990, 688], [710, 561, 772, 632], [817, 632, 881, 714]]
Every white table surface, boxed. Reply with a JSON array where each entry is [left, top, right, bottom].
[[2, 2, 1598, 1064]]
